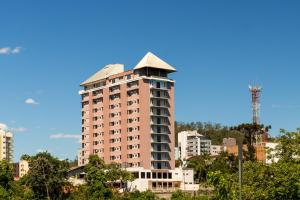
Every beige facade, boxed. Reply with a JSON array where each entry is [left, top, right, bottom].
[[0, 128, 13, 163], [13, 160, 29, 180], [178, 130, 211, 161], [19, 160, 29, 177], [79, 52, 176, 170]]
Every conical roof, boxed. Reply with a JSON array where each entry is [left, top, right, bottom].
[[81, 64, 124, 86], [133, 52, 176, 72]]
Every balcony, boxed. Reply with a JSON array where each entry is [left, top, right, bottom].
[[151, 144, 171, 153], [109, 89, 120, 95], [150, 112, 169, 117], [150, 94, 169, 99], [150, 86, 168, 91], [151, 161, 171, 170], [127, 84, 139, 91], [150, 103, 170, 108], [151, 139, 170, 144], [81, 96, 89, 102], [151, 157, 171, 162], [150, 117, 170, 126], [150, 122, 169, 127], [151, 136, 170, 143]]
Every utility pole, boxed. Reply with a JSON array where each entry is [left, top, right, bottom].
[[238, 142, 243, 200]]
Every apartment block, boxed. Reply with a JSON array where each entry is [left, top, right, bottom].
[[178, 130, 211, 161], [210, 145, 223, 156], [0, 127, 13, 162], [13, 160, 29, 180], [79, 52, 176, 170]]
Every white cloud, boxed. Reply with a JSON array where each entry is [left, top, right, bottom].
[[0, 47, 11, 54], [0, 123, 8, 130], [25, 98, 39, 105], [271, 104, 300, 109], [0, 47, 22, 54], [50, 134, 81, 139], [11, 47, 21, 54], [0, 122, 27, 133], [10, 127, 27, 132]]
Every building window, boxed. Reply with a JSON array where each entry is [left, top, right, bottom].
[[152, 172, 157, 179], [158, 172, 162, 179], [163, 172, 167, 179], [152, 182, 157, 188], [141, 172, 145, 179]]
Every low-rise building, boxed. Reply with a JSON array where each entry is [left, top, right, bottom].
[[13, 160, 29, 180], [210, 145, 223, 156], [178, 131, 211, 161], [19, 160, 29, 177], [256, 142, 279, 164], [126, 167, 198, 192], [68, 166, 199, 192], [265, 142, 279, 164]]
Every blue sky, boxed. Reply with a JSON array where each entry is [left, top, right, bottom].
[[1, 1, 300, 161]]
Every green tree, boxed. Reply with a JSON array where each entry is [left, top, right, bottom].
[[82, 155, 134, 200], [0, 160, 14, 190], [274, 129, 300, 163], [231, 123, 271, 161], [207, 171, 238, 200], [209, 152, 238, 174], [21, 152, 70, 200], [171, 190, 210, 200], [208, 129, 300, 200], [122, 190, 157, 200], [0, 160, 25, 200], [0, 160, 14, 199], [187, 154, 212, 183]]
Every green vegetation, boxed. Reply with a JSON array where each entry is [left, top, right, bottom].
[[21, 152, 70, 200], [0, 159, 23, 199], [205, 129, 300, 200], [69, 155, 134, 200], [175, 121, 244, 146], [0, 125, 298, 199]]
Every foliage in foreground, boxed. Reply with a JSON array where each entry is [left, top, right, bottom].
[[0, 126, 298, 200], [206, 129, 300, 200], [20, 152, 70, 200]]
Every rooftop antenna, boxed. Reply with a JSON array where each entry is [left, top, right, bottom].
[[249, 85, 264, 144], [249, 85, 262, 125]]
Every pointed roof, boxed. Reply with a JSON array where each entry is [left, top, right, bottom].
[[81, 64, 124, 86], [133, 52, 176, 72]]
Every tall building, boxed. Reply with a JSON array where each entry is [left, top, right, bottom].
[[0, 127, 13, 162], [178, 130, 211, 161], [79, 52, 176, 170]]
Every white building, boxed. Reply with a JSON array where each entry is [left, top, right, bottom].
[[68, 166, 199, 192], [19, 160, 29, 177], [210, 145, 223, 156], [178, 131, 211, 161], [126, 167, 199, 192], [265, 142, 279, 164], [174, 147, 180, 160], [0, 126, 13, 162]]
